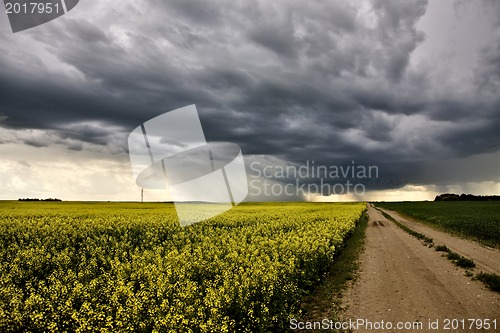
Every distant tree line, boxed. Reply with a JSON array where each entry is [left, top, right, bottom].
[[435, 193, 500, 201], [18, 198, 62, 202]]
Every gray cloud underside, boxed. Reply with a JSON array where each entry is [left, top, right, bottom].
[[0, 0, 499, 189]]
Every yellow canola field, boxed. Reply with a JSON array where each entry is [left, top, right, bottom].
[[0, 201, 365, 332]]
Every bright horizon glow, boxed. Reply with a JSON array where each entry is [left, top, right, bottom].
[[0, 143, 498, 202]]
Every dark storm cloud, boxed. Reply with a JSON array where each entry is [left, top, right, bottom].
[[160, 0, 222, 25], [249, 23, 298, 58], [372, 0, 427, 81], [475, 39, 500, 94], [0, 0, 499, 191]]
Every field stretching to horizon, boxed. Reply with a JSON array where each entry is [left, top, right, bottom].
[[0, 201, 365, 332], [375, 201, 500, 248]]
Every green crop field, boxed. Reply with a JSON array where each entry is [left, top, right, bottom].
[[375, 201, 500, 248], [0, 201, 365, 332]]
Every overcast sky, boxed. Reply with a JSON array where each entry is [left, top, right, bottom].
[[0, 0, 499, 202]]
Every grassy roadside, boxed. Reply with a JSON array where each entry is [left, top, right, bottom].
[[476, 273, 500, 292], [292, 211, 368, 332], [374, 202, 500, 249], [435, 244, 475, 269]]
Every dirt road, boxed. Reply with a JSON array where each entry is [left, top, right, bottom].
[[381, 208, 500, 275], [342, 204, 500, 333]]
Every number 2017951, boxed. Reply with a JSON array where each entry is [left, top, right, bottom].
[[5, 2, 62, 14]]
